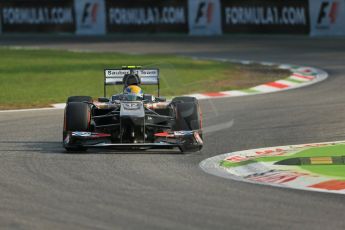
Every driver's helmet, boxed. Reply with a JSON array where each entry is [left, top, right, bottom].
[[124, 85, 143, 100]]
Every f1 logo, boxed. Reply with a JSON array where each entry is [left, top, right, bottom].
[[82, 2, 99, 25], [194, 1, 214, 25], [188, 0, 221, 35], [75, 0, 105, 35], [317, 1, 339, 25]]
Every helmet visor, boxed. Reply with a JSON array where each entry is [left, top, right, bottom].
[[124, 93, 142, 101]]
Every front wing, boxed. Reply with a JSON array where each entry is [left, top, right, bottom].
[[63, 131, 203, 152]]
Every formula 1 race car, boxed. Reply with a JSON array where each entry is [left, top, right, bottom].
[[63, 66, 203, 152]]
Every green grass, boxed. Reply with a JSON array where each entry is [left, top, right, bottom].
[[0, 47, 287, 109], [220, 144, 345, 179], [291, 145, 345, 179], [259, 144, 345, 162], [300, 165, 345, 179]]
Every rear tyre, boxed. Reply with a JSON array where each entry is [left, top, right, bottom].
[[63, 102, 91, 152]]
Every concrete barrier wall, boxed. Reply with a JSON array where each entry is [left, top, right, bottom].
[[0, 0, 343, 36]]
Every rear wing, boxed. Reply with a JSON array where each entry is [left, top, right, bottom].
[[104, 67, 160, 97]]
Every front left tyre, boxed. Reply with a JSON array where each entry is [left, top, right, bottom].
[[172, 97, 203, 152], [172, 97, 202, 134]]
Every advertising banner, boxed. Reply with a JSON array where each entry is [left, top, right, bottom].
[[75, 0, 106, 35], [0, 9, 2, 34], [106, 0, 188, 33], [188, 0, 222, 35], [309, 0, 345, 36], [1, 0, 75, 33], [221, 0, 310, 34]]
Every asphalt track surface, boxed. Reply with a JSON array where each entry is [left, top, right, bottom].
[[0, 35, 345, 230]]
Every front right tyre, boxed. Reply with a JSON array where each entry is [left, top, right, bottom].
[[63, 102, 91, 152]]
